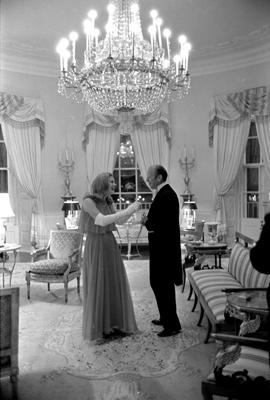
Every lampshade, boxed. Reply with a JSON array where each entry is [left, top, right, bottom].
[[61, 200, 81, 212], [183, 200, 197, 210], [0, 193, 15, 218]]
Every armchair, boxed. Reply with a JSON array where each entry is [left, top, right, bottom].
[[25, 230, 83, 303]]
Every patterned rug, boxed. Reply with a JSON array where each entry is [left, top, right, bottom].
[[10, 260, 207, 380]]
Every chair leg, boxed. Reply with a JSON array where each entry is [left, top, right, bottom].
[[197, 303, 204, 326], [191, 292, 198, 312], [204, 318, 212, 344], [26, 272, 30, 299], [187, 283, 193, 300], [47, 283, 50, 292], [77, 276, 80, 294], [182, 265, 186, 293], [64, 282, 68, 303], [201, 382, 214, 400]]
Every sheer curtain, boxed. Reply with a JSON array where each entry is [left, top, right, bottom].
[[84, 123, 120, 188], [131, 121, 169, 183], [213, 118, 250, 222], [0, 92, 45, 247]]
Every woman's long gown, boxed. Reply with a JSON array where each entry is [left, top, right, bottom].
[[81, 198, 138, 341]]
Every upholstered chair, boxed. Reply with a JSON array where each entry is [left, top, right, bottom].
[[25, 230, 83, 303], [201, 332, 270, 399]]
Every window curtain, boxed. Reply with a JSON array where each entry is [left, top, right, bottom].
[[84, 123, 120, 188], [255, 115, 270, 179], [213, 119, 250, 222], [0, 92, 45, 247], [83, 104, 170, 190], [131, 120, 170, 184], [209, 86, 270, 239]]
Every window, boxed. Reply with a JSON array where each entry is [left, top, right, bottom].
[[113, 134, 152, 210], [243, 121, 263, 218], [0, 125, 8, 193]]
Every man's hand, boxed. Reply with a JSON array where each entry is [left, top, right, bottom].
[[140, 212, 147, 225]]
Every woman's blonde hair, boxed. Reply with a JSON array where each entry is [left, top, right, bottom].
[[83, 172, 113, 204]]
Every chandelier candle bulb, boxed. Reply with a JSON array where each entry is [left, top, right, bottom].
[[148, 26, 155, 57], [69, 32, 78, 65], [156, 18, 163, 49], [94, 29, 100, 47], [63, 50, 70, 72], [163, 28, 171, 61]]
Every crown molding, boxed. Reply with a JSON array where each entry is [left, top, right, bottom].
[[1, 25, 270, 78]]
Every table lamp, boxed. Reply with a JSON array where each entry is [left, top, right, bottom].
[[0, 193, 15, 245], [62, 199, 81, 229]]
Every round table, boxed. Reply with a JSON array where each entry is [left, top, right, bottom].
[[0, 243, 21, 287], [225, 289, 268, 336]]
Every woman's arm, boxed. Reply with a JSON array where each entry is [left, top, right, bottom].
[[83, 198, 140, 227]]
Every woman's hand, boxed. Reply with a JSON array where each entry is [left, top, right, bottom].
[[126, 201, 141, 214]]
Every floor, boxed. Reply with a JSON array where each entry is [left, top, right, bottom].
[[0, 249, 226, 400]]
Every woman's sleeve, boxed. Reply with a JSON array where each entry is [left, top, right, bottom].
[[82, 198, 100, 219]]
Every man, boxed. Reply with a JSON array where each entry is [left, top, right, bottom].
[[250, 212, 270, 364], [142, 165, 182, 337]]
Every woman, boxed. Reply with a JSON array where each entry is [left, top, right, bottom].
[[80, 172, 140, 341]]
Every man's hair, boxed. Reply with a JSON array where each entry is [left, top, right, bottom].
[[154, 165, 168, 182]]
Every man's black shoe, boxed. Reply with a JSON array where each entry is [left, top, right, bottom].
[[157, 329, 181, 337], [151, 319, 163, 326]]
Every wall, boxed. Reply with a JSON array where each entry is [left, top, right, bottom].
[[169, 60, 270, 222], [1, 59, 270, 244]]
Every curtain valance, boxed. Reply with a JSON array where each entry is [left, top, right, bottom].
[[209, 86, 270, 146], [0, 92, 45, 145], [82, 104, 171, 147]]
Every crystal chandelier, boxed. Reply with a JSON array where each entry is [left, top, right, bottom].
[[117, 139, 134, 158], [56, 0, 191, 115]]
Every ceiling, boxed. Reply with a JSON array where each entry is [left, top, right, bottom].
[[1, 0, 270, 76]]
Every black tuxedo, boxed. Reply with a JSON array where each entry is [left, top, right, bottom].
[[145, 183, 182, 331]]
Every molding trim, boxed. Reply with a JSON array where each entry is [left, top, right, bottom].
[[1, 25, 270, 77]]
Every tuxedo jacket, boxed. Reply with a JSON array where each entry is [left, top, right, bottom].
[[250, 213, 270, 276], [250, 213, 270, 361], [145, 183, 182, 285]]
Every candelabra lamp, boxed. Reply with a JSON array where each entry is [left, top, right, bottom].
[[179, 148, 197, 230], [58, 149, 75, 199], [58, 149, 80, 228]]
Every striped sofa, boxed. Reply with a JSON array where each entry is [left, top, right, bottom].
[[188, 239, 270, 343]]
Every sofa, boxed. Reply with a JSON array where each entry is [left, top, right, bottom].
[[188, 232, 270, 343]]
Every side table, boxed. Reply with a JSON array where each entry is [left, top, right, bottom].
[[183, 242, 228, 296], [185, 242, 228, 269], [0, 244, 21, 287], [225, 289, 268, 336]]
